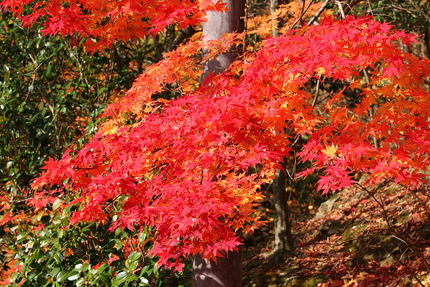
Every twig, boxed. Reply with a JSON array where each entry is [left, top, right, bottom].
[[307, 0, 330, 26], [341, 0, 364, 15], [366, 0, 373, 16], [289, 0, 315, 30], [312, 76, 322, 107], [335, 0, 346, 19]]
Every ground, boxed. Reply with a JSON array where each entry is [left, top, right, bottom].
[[242, 182, 430, 287]]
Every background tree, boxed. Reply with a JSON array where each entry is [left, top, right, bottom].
[[193, 1, 245, 286]]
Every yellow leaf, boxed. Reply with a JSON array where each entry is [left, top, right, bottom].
[[316, 67, 326, 76], [321, 144, 338, 158]]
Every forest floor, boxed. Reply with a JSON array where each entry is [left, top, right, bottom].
[[242, 182, 430, 287]]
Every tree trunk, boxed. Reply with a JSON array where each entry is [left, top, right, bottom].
[[193, 249, 242, 287], [193, 1, 245, 286], [270, 0, 294, 258], [272, 168, 294, 256], [201, 0, 245, 77], [270, 0, 278, 38]]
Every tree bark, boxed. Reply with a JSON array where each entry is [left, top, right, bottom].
[[193, 1, 245, 286], [270, 0, 294, 258], [272, 168, 294, 255], [193, 249, 242, 287], [270, 0, 279, 38], [201, 0, 245, 77]]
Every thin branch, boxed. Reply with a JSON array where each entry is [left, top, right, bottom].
[[335, 0, 346, 19], [289, 0, 315, 30], [341, 0, 364, 15], [312, 76, 321, 107], [308, 0, 330, 26]]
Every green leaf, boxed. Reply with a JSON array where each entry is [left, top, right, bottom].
[[97, 86, 108, 96], [45, 63, 52, 77], [40, 215, 51, 224], [127, 260, 139, 272], [52, 198, 63, 210], [50, 267, 61, 278], [127, 251, 142, 262], [99, 273, 111, 285], [74, 263, 84, 271], [56, 270, 69, 282], [53, 252, 63, 263], [113, 271, 128, 286], [67, 270, 81, 281], [127, 274, 138, 281], [74, 263, 90, 272], [76, 277, 86, 286], [139, 277, 150, 286], [36, 276, 49, 286]]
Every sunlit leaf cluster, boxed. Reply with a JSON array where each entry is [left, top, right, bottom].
[[30, 14, 430, 271]]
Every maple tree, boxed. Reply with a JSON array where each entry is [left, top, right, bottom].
[[193, 1, 245, 286], [29, 16, 430, 271], [2, 0, 430, 283]]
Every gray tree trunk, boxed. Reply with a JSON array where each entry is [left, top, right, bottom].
[[201, 0, 245, 77], [272, 168, 294, 256], [270, 0, 278, 37], [193, 250, 242, 287], [193, 0, 245, 286], [270, 0, 294, 258]]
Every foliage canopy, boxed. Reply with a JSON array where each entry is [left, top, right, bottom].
[[1, 0, 430, 282], [29, 15, 430, 270], [0, 0, 227, 51]]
